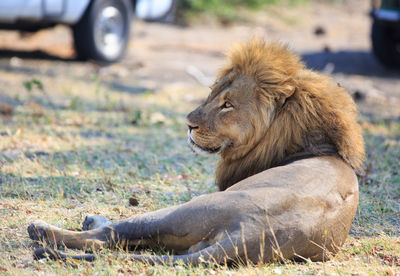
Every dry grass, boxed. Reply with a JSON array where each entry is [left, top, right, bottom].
[[0, 72, 399, 275]]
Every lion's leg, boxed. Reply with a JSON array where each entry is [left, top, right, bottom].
[[28, 192, 242, 253], [27, 218, 165, 251], [27, 201, 209, 251], [27, 221, 110, 250], [27, 207, 179, 250]]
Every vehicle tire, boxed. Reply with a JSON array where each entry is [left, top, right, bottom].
[[72, 0, 132, 63], [371, 19, 400, 68]]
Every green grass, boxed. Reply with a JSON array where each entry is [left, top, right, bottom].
[[179, 0, 311, 12], [177, 0, 311, 25], [0, 73, 399, 274]]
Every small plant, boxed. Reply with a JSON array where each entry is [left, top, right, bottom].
[[69, 96, 83, 110], [23, 78, 44, 92], [130, 109, 142, 125]]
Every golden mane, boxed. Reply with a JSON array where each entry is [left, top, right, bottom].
[[216, 39, 365, 190]]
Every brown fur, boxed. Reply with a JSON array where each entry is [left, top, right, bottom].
[[188, 39, 364, 190]]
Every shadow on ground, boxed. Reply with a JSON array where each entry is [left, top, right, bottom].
[[0, 49, 76, 62], [302, 50, 400, 78]]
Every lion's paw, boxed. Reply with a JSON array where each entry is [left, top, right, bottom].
[[33, 247, 64, 261], [27, 221, 50, 242], [82, 215, 111, 231]]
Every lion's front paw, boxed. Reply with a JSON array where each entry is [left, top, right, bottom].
[[27, 221, 61, 245], [27, 221, 49, 242], [82, 215, 111, 231]]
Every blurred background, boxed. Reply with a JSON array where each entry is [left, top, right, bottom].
[[0, 0, 399, 116]]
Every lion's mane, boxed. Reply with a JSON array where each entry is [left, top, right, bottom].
[[216, 40, 365, 190]]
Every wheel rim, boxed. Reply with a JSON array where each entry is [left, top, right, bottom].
[[94, 5, 125, 60]]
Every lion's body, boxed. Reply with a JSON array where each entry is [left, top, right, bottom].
[[28, 40, 364, 265]]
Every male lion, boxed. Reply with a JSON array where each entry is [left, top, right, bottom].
[[27, 39, 365, 265]]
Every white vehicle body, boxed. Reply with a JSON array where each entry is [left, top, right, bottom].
[[0, 0, 176, 62], [0, 0, 175, 25], [0, 0, 90, 24], [136, 0, 175, 21]]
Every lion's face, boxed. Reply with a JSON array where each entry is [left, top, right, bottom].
[[186, 75, 275, 157]]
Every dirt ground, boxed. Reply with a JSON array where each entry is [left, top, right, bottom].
[[0, 0, 399, 116]]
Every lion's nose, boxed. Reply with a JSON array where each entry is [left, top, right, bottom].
[[186, 122, 199, 132]]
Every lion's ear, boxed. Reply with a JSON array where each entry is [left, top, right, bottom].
[[276, 84, 296, 109], [275, 95, 286, 108], [212, 69, 235, 94]]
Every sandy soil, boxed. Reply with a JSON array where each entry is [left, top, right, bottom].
[[0, 0, 399, 117]]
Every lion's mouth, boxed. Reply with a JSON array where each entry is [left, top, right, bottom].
[[187, 137, 221, 154]]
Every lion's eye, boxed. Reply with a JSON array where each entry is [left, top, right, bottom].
[[221, 102, 233, 109]]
